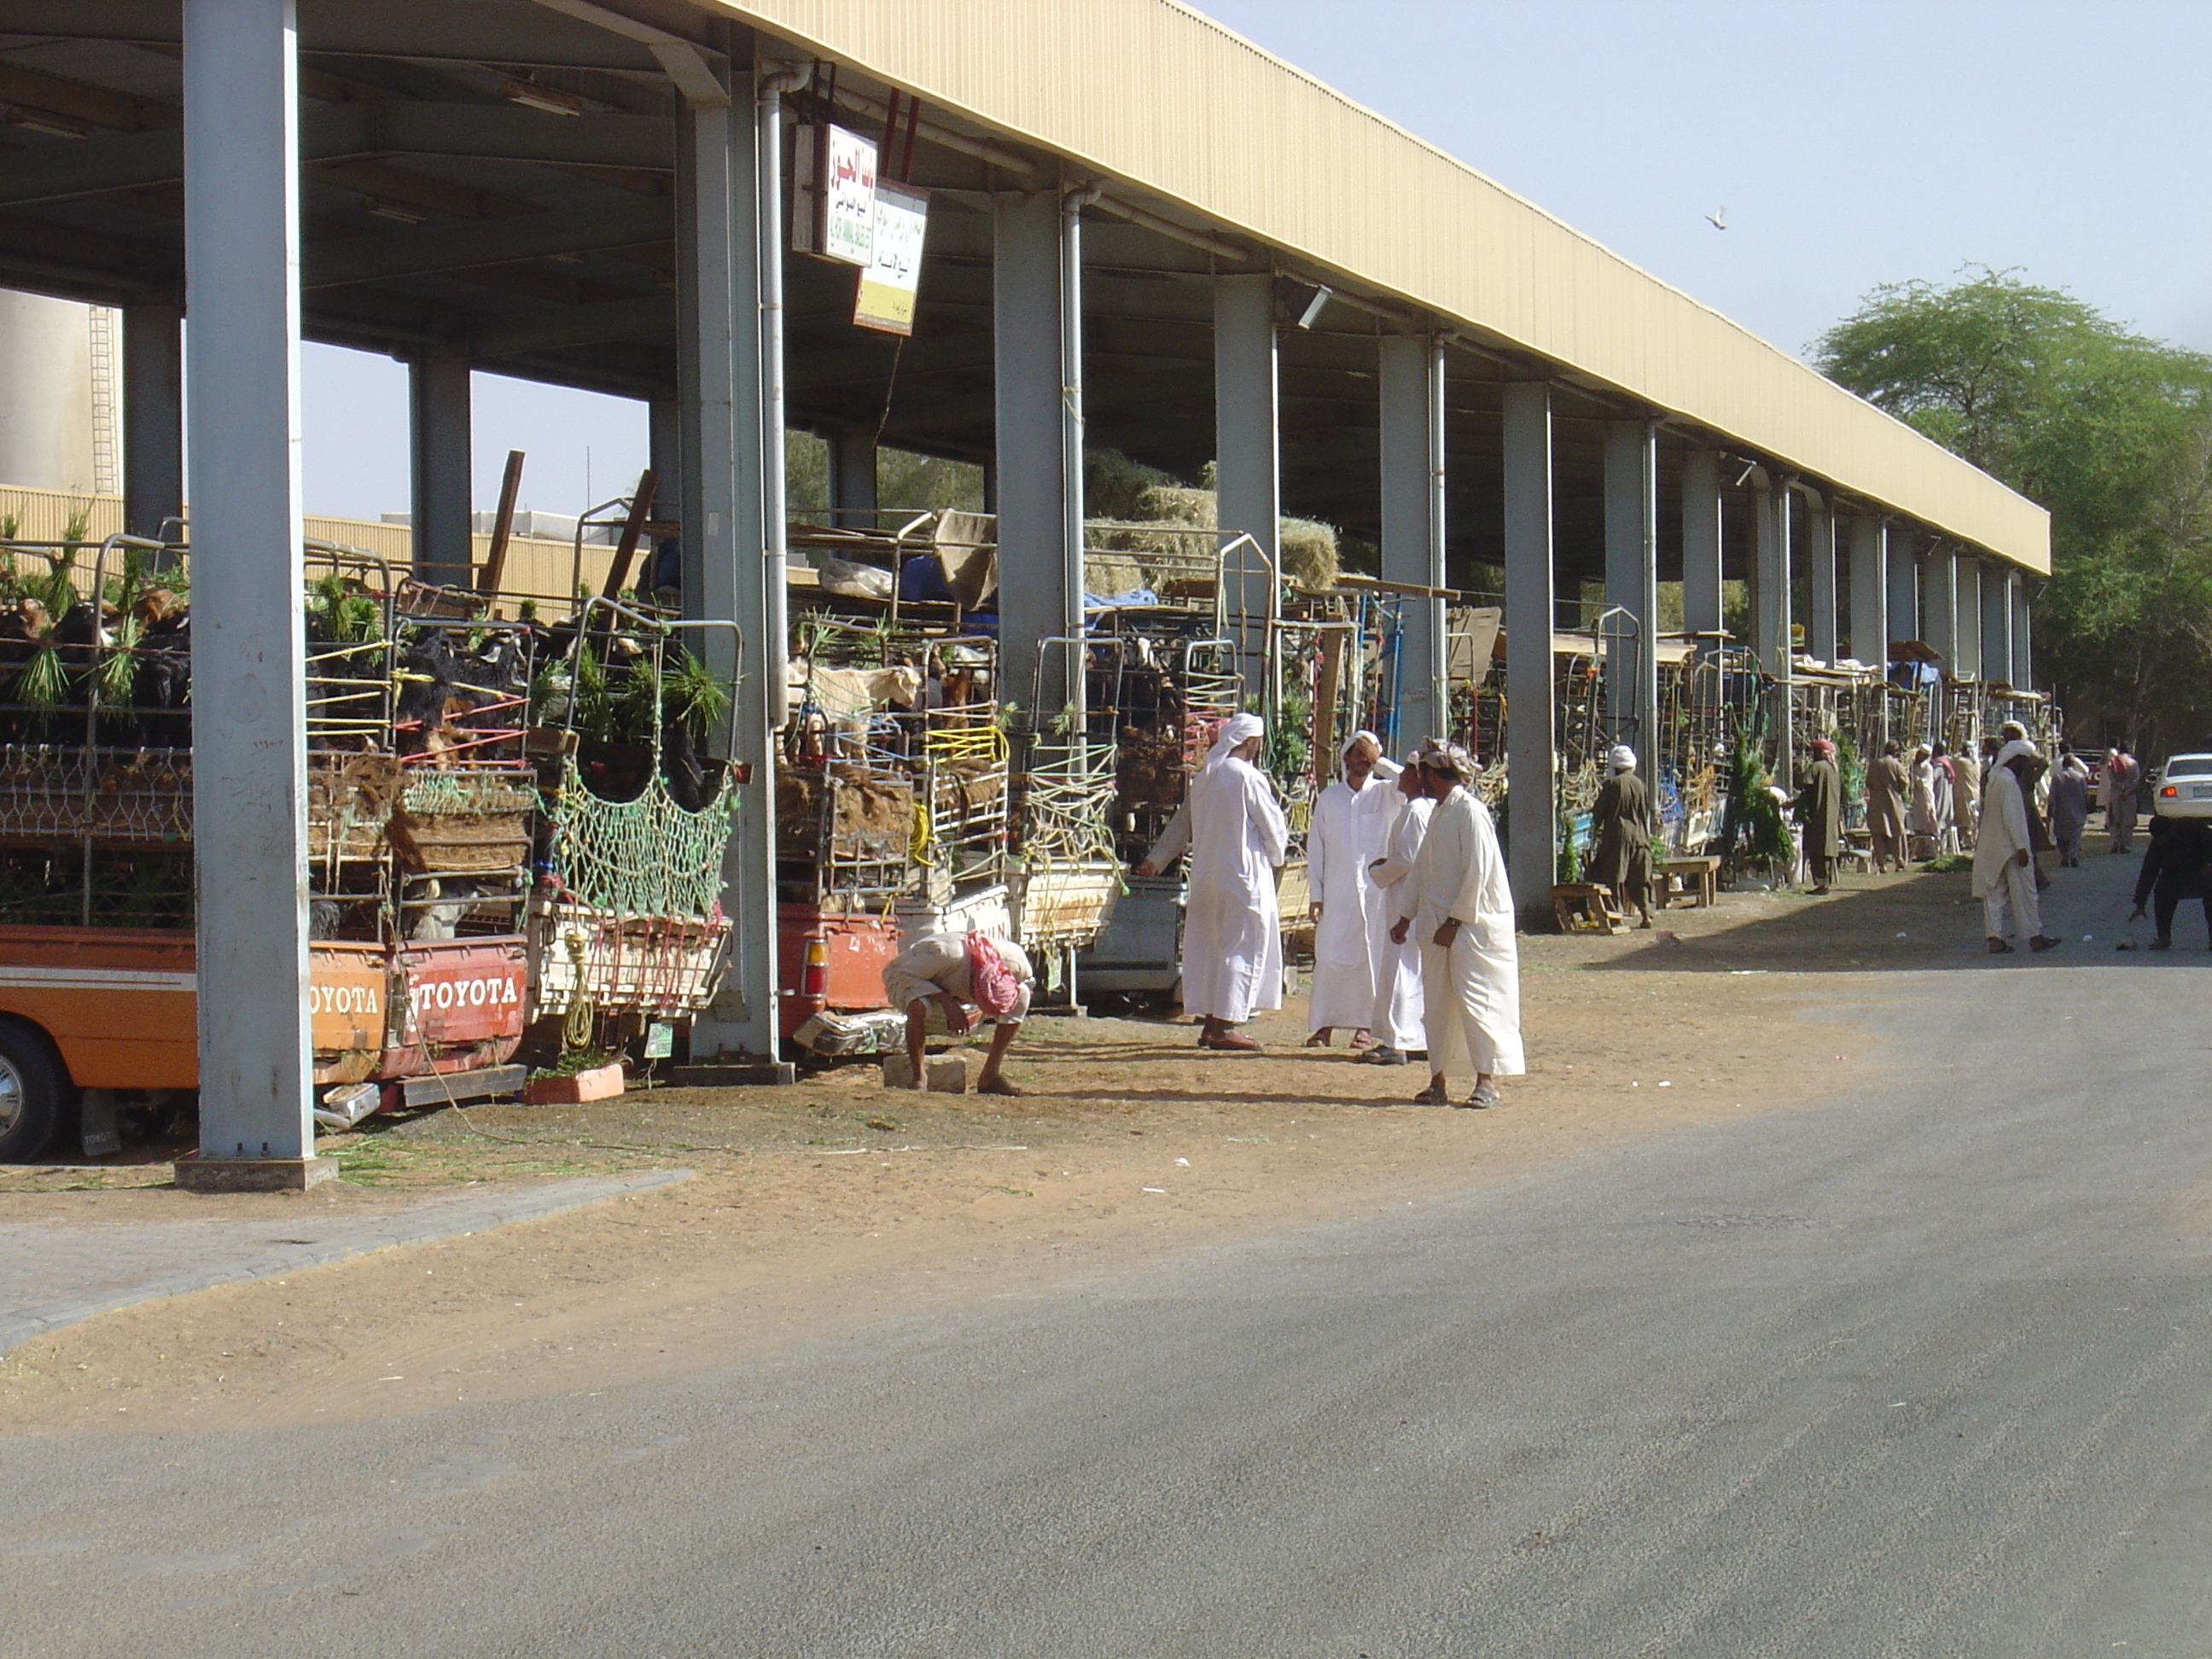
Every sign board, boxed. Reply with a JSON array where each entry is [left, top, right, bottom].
[[793, 123, 877, 266], [852, 181, 929, 335]]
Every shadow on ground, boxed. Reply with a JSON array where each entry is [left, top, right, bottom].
[[1565, 828, 2191, 976]]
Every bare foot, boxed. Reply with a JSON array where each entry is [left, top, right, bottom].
[[975, 1075, 1024, 1097]]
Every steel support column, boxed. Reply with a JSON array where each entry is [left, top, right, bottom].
[[1679, 446, 1723, 641], [1805, 497, 1837, 665], [993, 187, 1080, 707], [1888, 530, 1919, 649], [408, 348, 473, 586], [676, 51, 777, 1064], [1502, 381, 1554, 922], [648, 395, 681, 520], [1954, 556, 1982, 682], [1920, 543, 1958, 673], [827, 427, 877, 520], [1601, 419, 1657, 749], [1754, 480, 1793, 788], [1981, 561, 2012, 685], [122, 300, 183, 544], [2011, 575, 2032, 690], [1848, 514, 1886, 667], [1380, 335, 1447, 741], [181, 0, 318, 1185], [1214, 271, 1279, 696], [1752, 479, 1792, 674]]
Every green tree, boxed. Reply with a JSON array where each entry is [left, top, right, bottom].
[[1814, 267, 2212, 748]]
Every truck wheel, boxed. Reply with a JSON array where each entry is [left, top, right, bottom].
[[0, 1024, 63, 1162]]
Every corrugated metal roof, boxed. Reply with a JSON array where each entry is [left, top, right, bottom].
[[700, 0, 2051, 574]]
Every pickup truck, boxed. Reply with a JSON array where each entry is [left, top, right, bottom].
[[0, 925, 527, 1160]]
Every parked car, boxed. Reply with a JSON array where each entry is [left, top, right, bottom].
[[2151, 754, 2212, 818]]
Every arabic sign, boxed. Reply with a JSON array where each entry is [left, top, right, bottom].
[[852, 182, 930, 335], [791, 122, 880, 266]]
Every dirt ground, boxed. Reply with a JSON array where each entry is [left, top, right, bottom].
[[0, 862, 2000, 1436]]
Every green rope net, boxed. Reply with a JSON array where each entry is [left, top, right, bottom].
[[545, 759, 734, 919]]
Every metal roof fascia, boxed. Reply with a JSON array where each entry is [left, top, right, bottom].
[[687, 0, 2050, 575]]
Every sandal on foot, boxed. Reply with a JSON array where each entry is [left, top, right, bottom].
[[1458, 1084, 1501, 1110], [1363, 1045, 1406, 1066], [1349, 1029, 1373, 1051], [1200, 1031, 1260, 1051], [1303, 1030, 1330, 1048], [1411, 1083, 1448, 1105], [2030, 935, 2063, 952], [1987, 939, 2015, 954]]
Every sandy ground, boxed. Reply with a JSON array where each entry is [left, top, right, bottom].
[[0, 859, 2006, 1436]]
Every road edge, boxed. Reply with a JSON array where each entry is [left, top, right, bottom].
[[0, 1168, 694, 1358]]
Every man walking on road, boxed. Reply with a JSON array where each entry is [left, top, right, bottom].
[[1794, 737, 1843, 895], [1951, 736, 1981, 852], [1866, 739, 1911, 873], [1159, 712, 1288, 1051], [1304, 731, 1394, 1050], [1588, 743, 1656, 928], [1390, 743, 1523, 1109], [1361, 757, 1430, 1068], [2128, 812, 2212, 949], [1975, 737, 2062, 954], [2104, 741, 2141, 853], [2050, 742, 2092, 867]]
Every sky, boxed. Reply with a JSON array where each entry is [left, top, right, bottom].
[[301, 0, 2212, 521]]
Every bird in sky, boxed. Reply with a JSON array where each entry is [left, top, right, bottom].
[[1705, 206, 1728, 230]]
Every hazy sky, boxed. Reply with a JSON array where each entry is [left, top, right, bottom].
[[302, 0, 2212, 521]]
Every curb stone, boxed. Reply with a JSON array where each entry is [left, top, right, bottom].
[[0, 1168, 693, 1358]]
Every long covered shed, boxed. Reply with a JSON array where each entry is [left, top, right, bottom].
[[0, 0, 2047, 1184]]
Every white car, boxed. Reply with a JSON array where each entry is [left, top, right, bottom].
[[2152, 754, 2212, 818]]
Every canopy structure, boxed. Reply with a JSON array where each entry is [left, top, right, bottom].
[[0, 0, 2047, 1180]]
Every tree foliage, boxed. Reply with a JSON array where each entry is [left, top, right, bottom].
[[1813, 267, 2212, 749]]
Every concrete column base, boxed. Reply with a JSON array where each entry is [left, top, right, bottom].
[[174, 1157, 338, 1193]]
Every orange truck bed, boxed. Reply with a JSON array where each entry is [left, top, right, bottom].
[[0, 925, 527, 1092]]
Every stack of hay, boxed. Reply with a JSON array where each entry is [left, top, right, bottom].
[[1084, 451, 1340, 597]]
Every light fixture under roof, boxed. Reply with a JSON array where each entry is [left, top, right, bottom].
[[499, 79, 585, 118], [5, 104, 96, 140], [361, 195, 428, 224]]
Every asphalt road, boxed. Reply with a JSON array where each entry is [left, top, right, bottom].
[[7, 852, 2212, 1657]]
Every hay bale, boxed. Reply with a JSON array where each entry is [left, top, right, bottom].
[[1278, 515, 1340, 591], [777, 764, 913, 863], [1080, 452, 1341, 593]]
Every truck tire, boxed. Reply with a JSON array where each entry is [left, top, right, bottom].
[[0, 1022, 63, 1162]]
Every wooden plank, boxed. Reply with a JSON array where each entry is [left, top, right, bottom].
[[597, 467, 660, 600], [475, 448, 526, 595]]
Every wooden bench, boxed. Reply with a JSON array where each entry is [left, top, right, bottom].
[[1552, 882, 1627, 934], [1653, 855, 1721, 909]]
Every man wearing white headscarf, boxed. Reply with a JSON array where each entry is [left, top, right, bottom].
[[1972, 737, 2062, 954], [1169, 713, 1288, 1050], [1390, 743, 1523, 1108], [1362, 754, 1430, 1066], [1588, 743, 1656, 927], [1305, 730, 1397, 1048]]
